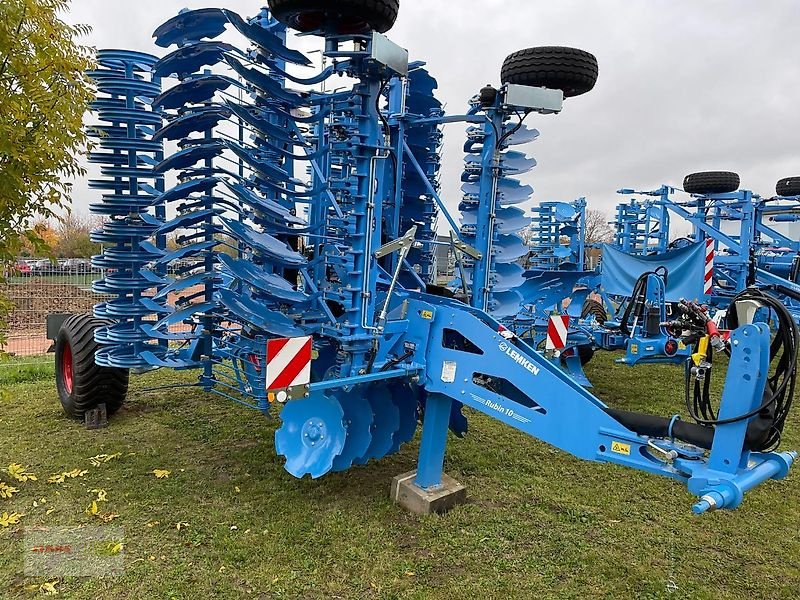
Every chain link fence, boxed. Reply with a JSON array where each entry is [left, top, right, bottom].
[[2, 258, 203, 366], [2, 259, 102, 360]]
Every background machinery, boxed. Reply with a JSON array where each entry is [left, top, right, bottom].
[[616, 173, 800, 321]]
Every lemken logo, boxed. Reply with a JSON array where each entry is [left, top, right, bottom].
[[498, 342, 540, 376]]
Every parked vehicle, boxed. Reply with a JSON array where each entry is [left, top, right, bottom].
[[13, 261, 32, 276], [31, 259, 56, 275], [61, 258, 91, 274]]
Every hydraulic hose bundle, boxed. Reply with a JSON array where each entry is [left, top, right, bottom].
[[619, 266, 668, 336], [611, 290, 798, 453], [703, 288, 798, 451], [668, 291, 798, 451]]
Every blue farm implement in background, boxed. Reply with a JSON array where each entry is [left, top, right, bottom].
[[616, 173, 800, 322], [53, 1, 798, 516]]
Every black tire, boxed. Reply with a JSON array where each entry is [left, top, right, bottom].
[[501, 47, 598, 98], [776, 177, 800, 197], [267, 0, 399, 34], [55, 314, 129, 420], [683, 171, 740, 195], [581, 298, 607, 325]]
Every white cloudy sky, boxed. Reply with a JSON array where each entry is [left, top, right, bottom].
[[66, 0, 800, 229]]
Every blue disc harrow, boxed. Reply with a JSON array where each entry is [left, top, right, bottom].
[[87, 50, 168, 369], [62, 3, 798, 515]]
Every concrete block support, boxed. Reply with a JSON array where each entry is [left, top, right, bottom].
[[391, 470, 467, 515]]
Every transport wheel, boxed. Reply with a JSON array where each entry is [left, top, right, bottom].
[[776, 177, 800, 197], [683, 171, 740, 195], [267, 0, 400, 34], [581, 298, 608, 325], [500, 47, 598, 98], [55, 314, 129, 420]]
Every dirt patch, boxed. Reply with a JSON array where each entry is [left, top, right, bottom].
[[4, 277, 100, 329]]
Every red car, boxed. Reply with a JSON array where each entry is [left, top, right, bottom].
[[13, 261, 33, 276]]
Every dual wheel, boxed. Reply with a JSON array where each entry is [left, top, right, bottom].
[[267, 0, 599, 98]]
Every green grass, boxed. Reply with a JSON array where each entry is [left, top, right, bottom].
[[1, 353, 799, 599], [0, 356, 55, 386]]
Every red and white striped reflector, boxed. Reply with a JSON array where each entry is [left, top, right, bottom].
[[546, 315, 569, 351], [704, 238, 714, 296], [266, 336, 312, 391]]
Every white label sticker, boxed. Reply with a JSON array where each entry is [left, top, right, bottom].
[[441, 361, 457, 383]]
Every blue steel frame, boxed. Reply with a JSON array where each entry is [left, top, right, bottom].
[[528, 199, 587, 269], [615, 187, 672, 256], [82, 6, 797, 513], [394, 292, 794, 513]]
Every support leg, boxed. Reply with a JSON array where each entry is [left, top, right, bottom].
[[391, 393, 467, 514], [415, 392, 452, 489]]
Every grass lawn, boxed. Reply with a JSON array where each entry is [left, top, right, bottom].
[[1, 351, 798, 599]]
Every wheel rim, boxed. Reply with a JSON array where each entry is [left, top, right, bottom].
[[62, 342, 74, 395]]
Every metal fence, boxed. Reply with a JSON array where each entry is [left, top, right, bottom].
[[1, 260, 104, 358], [2, 258, 203, 362]]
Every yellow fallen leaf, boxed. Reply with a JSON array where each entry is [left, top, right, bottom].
[[91, 489, 108, 502], [108, 542, 124, 555], [0, 512, 24, 527], [89, 453, 122, 467], [46, 508, 55, 515], [152, 469, 171, 479], [0, 482, 18, 500], [48, 469, 88, 484], [145, 520, 160, 528], [86, 501, 99, 516], [235, 486, 241, 493], [97, 513, 119, 523], [39, 581, 59, 596], [404, 571, 415, 577], [7, 463, 37, 482], [175, 522, 189, 531]]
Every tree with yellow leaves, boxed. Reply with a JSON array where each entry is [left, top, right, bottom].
[[0, 0, 94, 339], [0, 0, 94, 261]]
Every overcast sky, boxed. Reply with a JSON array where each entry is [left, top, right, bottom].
[[66, 0, 800, 230]]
